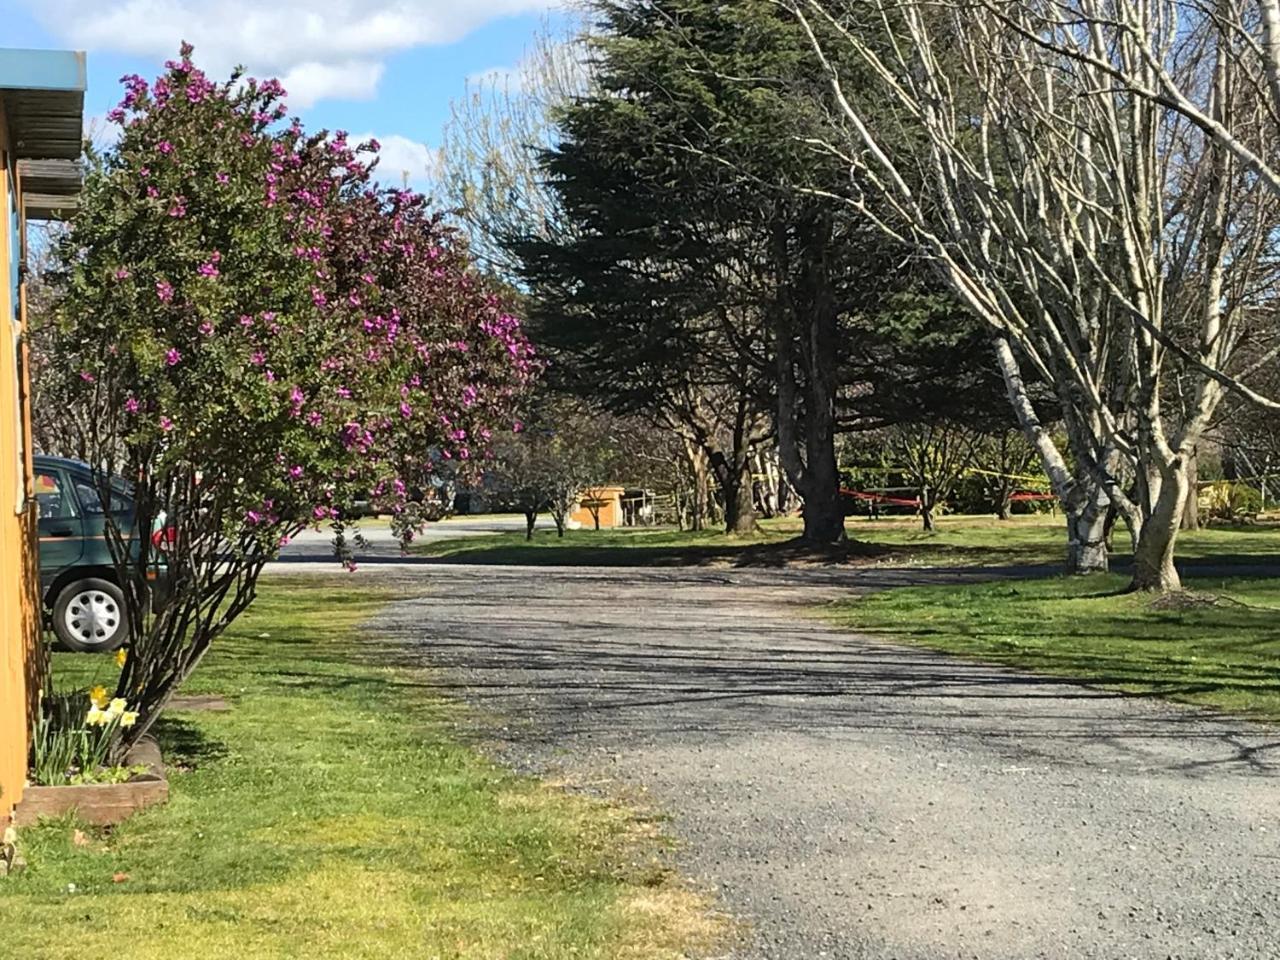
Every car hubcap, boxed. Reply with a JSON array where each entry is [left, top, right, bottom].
[[64, 590, 121, 645]]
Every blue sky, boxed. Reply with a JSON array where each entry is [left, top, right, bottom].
[[0, 0, 563, 184]]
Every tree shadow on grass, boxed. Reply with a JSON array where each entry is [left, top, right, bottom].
[[152, 715, 229, 771]]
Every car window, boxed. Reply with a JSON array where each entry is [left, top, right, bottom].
[[34, 471, 77, 520], [73, 479, 134, 516]]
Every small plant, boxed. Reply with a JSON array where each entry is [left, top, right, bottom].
[[1203, 481, 1264, 524], [30, 689, 140, 787]]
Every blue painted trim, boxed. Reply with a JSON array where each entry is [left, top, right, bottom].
[[0, 49, 86, 93]]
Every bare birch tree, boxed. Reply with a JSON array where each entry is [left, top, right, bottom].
[[782, 0, 1280, 590], [436, 19, 589, 286]]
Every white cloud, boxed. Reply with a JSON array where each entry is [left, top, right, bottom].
[[352, 133, 441, 188], [282, 61, 386, 108], [32, 0, 562, 107]]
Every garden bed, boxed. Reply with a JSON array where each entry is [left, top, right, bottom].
[[15, 736, 167, 826]]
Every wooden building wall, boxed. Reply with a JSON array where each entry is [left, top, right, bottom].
[[0, 98, 44, 823]]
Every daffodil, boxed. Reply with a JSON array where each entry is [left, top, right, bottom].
[[108, 698, 128, 717], [120, 711, 139, 728], [86, 705, 108, 727], [114, 648, 128, 668], [88, 686, 108, 709]]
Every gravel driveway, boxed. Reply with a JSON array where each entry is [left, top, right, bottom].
[[365, 563, 1279, 960]]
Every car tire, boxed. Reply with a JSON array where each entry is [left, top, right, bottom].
[[52, 578, 128, 652]]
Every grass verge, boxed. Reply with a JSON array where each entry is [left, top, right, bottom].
[[2, 578, 723, 960], [827, 574, 1280, 720], [412, 515, 1280, 570]]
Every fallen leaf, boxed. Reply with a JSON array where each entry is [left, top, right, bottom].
[[112, 872, 129, 883], [72, 830, 90, 847]]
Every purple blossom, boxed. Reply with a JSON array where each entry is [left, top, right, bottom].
[[159, 416, 174, 432], [199, 321, 214, 336], [107, 107, 126, 124], [157, 140, 174, 155], [124, 396, 140, 414], [113, 267, 131, 281], [216, 172, 229, 185], [119, 74, 149, 109], [165, 348, 182, 366], [155, 280, 174, 302], [79, 370, 96, 383]]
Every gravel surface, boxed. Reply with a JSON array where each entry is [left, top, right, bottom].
[[359, 563, 1279, 959]]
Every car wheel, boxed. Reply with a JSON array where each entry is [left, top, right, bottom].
[[53, 578, 128, 652]]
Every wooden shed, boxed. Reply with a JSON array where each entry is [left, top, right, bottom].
[[570, 486, 626, 529], [0, 47, 85, 824]]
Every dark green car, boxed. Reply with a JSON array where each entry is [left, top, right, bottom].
[[34, 454, 167, 653]]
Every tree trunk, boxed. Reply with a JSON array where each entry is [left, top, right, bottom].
[[552, 512, 566, 537], [994, 477, 1014, 519], [682, 437, 709, 531], [921, 503, 936, 531], [1180, 449, 1200, 531], [1130, 463, 1188, 592], [992, 338, 1111, 572], [723, 456, 759, 535], [524, 509, 537, 541], [770, 218, 847, 547], [1064, 488, 1110, 575], [800, 428, 845, 543]]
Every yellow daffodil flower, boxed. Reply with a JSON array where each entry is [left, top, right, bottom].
[[86, 705, 108, 727], [108, 698, 128, 717], [120, 711, 139, 728], [88, 686, 108, 709], [114, 648, 128, 668]]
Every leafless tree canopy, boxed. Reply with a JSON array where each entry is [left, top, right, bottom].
[[784, 0, 1280, 589]]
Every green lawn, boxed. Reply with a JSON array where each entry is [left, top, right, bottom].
[[827, 574, 1280, 720], [2, 580, 721, 960], [413, 514, 1280, 570]]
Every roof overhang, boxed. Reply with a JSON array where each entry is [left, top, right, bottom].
[[17, 158, 82, 219], [1, 48, 86, 220]]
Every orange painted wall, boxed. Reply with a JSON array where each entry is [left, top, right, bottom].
[[0, 102, 44, 823]]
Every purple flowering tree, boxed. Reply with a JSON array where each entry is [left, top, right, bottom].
[[50, 46, 534, 746]]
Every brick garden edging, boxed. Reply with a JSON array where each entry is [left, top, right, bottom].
[[15, 736, 168, 826]]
